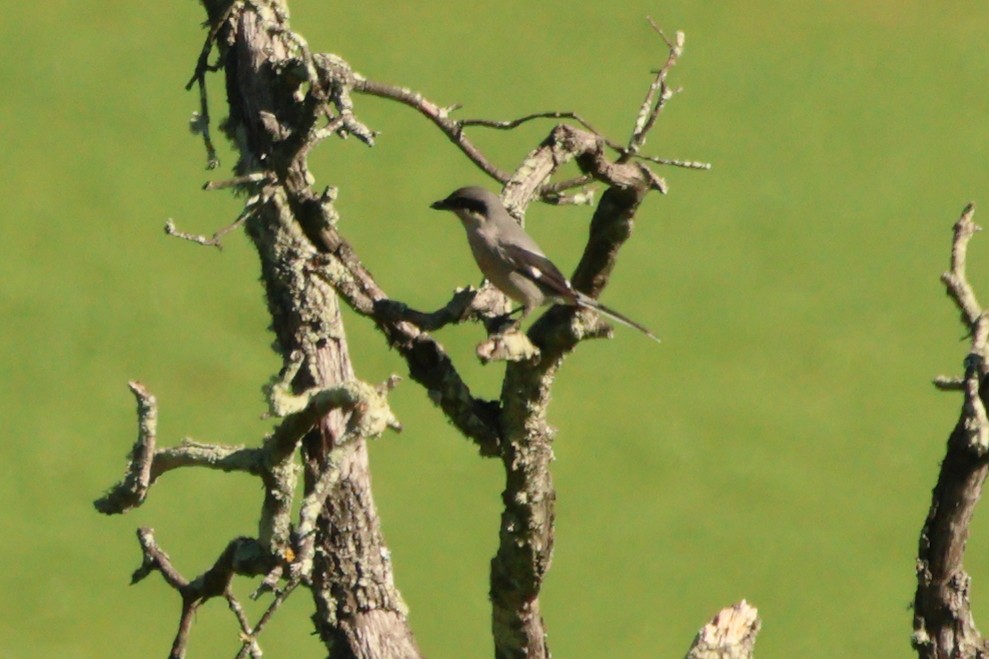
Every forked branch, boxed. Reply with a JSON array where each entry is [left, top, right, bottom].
[[105, 3, 706, 657], [97, 372, 401, 656]]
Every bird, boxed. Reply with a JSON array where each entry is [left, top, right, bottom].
[[430, 186, 660, 342]]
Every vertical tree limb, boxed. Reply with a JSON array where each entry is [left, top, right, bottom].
[[488, 171, 652, 658], [202, 2, 420, 655], [914, 204, 989, 658]]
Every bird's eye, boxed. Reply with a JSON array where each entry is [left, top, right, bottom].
[[450, 198, 479, 214]]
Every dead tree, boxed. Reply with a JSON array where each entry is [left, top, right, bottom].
[[914, 203, 989, 658], [94, 1, 756, 657]]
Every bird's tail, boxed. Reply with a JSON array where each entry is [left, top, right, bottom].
[[574, 292, 661, 343]]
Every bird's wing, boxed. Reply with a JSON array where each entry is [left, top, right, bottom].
[[500, 243, 575, 302]]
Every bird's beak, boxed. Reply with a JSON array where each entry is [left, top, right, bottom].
[[430, 198, 449, 211]]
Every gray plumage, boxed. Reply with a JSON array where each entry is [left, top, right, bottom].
[[430, 186, 660, 342]]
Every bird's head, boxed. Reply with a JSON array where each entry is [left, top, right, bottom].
[[430, 186, 500, 228]]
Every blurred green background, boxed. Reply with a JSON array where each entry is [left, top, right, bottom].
[[3, 1, 989, 657]]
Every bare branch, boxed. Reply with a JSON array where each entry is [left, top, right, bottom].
[[151, 440, 260, 477], [164, 218, 223, 248], [305, 241, 503, 457], [112, 4, 705, 656], [131, 528, 271, 659], [633, 154, 712, 170], [371, 283, 523, 336], [460, 110, 624, 150], [914, 204, 989, 657], [372, 287, 481, 333], [99, 368, 405, 658], [310, 53, 378, 146], [234, 579, 302, 659], [486, 119, 671, 654], [941, 203, 982, 326], [935, 204, 989, 453], [132, 527, 187, 588], [184, 5, 237, 170], [95, 382, 262, 517], [540, 174, 595, 196], [685, 601, 761, 659], [202, 172, 272, 191], [226, 592, 263, 659], [351, 77, 511, 183], [499, 124, 664, 216], [93, 382, 158, 514], [97, 372, 400, 566], [164, 201, 255, 249], [628, 21, 685, 155]]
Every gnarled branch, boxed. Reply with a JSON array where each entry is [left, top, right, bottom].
[[913, 203, 989, 658], [102, 4, 702, 657]]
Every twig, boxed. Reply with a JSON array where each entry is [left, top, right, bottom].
[[186, 35, 222, 170], [461, 111, 624, 152], [941, 203, 982, 325], [226, 592, 263, 659], [539, 187, 596, 205], [349, 27, 703, 205], [164, 198, 258, 249], [185, 0, 245, 169], [633, 154, 712, 170], [203, 172, 272, 191], [627, 19, 685, 156], [312, 54, 377, 147], [234, 579, 302, 659], [352, 77, 511, 184], [164, 218, 223, 249], [132, 527, 187, 588]]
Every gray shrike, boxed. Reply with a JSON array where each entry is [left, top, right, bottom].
[[430, 186, 660, 342]]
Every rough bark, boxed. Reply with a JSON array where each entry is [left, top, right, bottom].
[[206, 2, 419, 655], [914, 204, 989, 658], [98, 3, 723, 657]]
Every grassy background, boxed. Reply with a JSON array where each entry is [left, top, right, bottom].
[[3, 1, 989, 656]]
